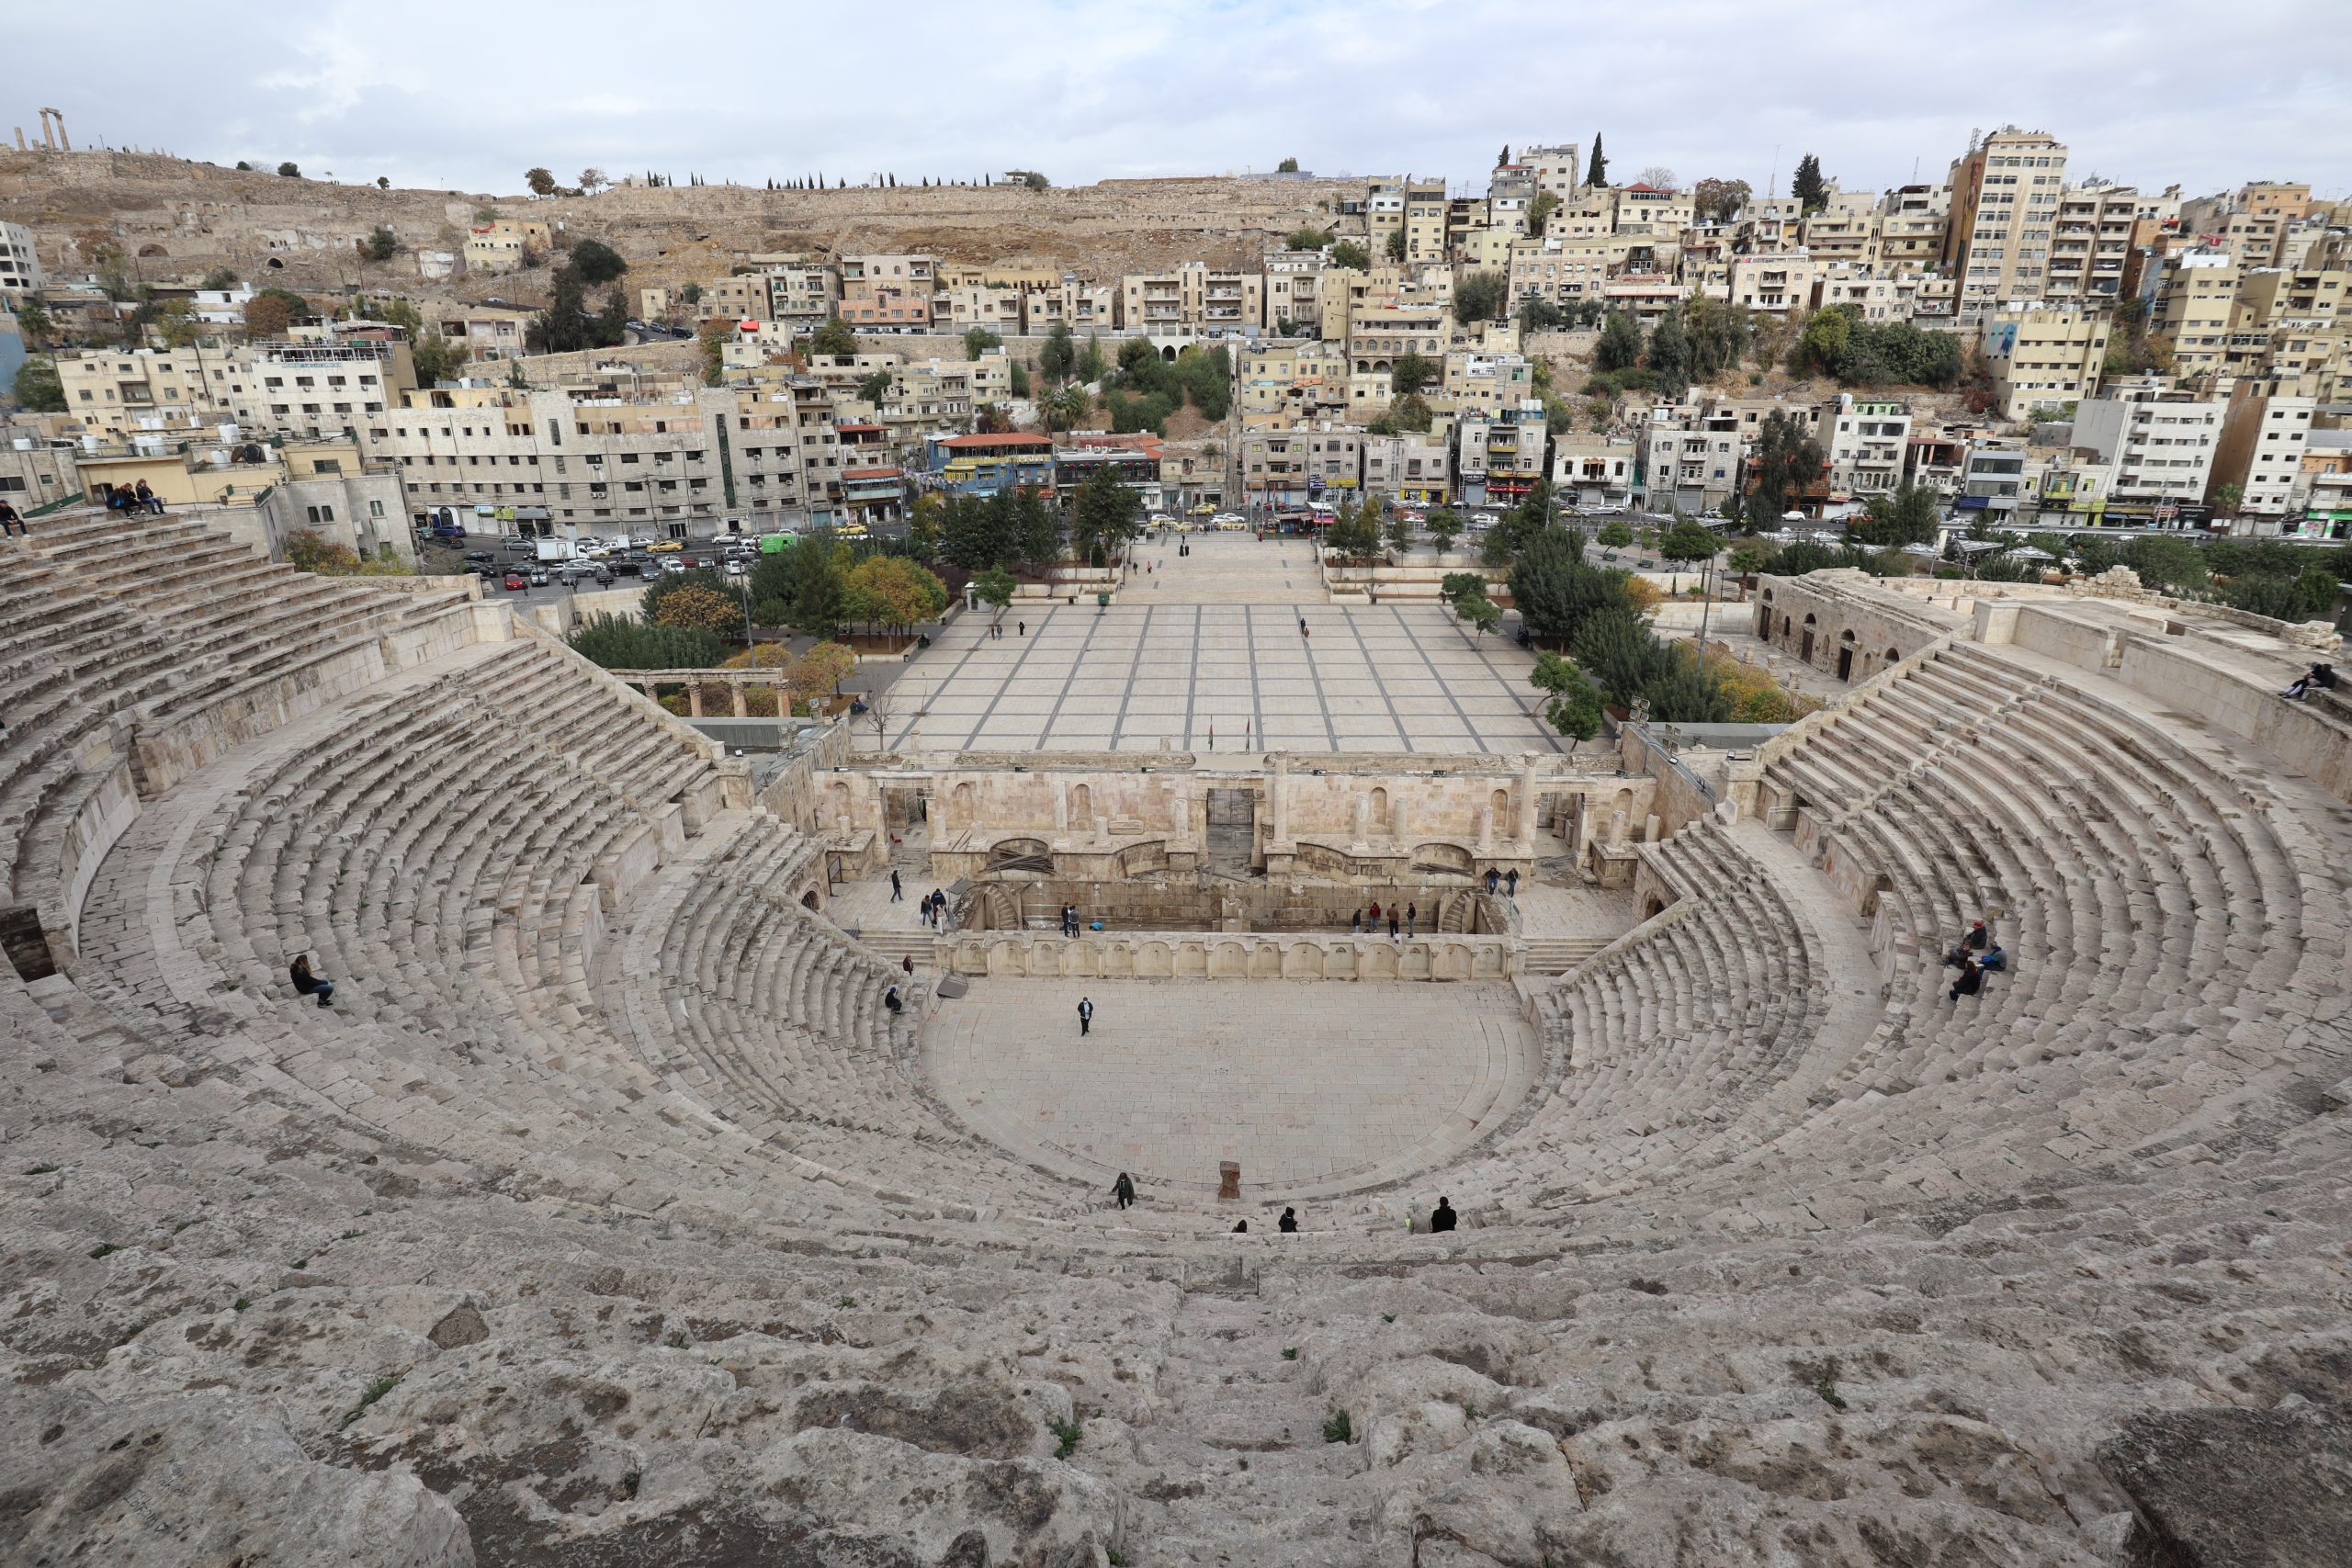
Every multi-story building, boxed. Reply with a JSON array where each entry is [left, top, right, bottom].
[[2222, 268, 2348, 389], [1980, 306, 2110, 422], [1505, 233, 1624, 309], [1454, 403, 1546, 508], [1440, 352, 1532, 417], [2069, 381, 2224, 524], [1118, 264, 1263, 334], [927, 433, 1055, 497], [1550, 434, 1637, 506], [1262, 250, 1326, 336], [2208, 388, 2313, 523], [1362, 432, 1451, 506], [2150, 250, 2240, 374], [1401, 179, 1449, 265], [1239, 342, 1351, 429], [1955, 437, 2030, 524], [1942, 128, 2068, 307], [1519, 143, 1582, 201], [462, 219, 550, 275], [1637, 409, 1744, 514], [1020, 274, 1117, 334], [1365, 177, 1408, 259], [0, 220, 44, 299], [933, 286, 1025, 333], [52, 343, 244, 437], [366, 382, 848, 536], [1726, 252, 1822, 315], [2044, 185, 2139, 302], [1821, 394, 1912, 497], [243, 334, 416, 442], [1877, 184, 1951, 272], [1811, 266, 1904, 323], [698, 272, 770, 323], [766, 259, 841, 330], [432, 305, 534, 363]]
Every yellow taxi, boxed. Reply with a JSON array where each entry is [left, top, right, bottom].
[[646, 539, 684, 553]]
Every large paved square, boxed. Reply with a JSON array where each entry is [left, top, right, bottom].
[[876, 533, 1564, 754]]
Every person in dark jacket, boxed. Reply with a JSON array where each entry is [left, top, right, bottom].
[[1278, 1207, 1298, 1233], [289, 953, 334, 1009], [884, 985, 903, 1014], [1949, 958, 1984, 1003], [1232, 1219, 1249, 1234], [2282, 662, 2336, 701], [1112, 1172, 1136, 1210], [1944, 920, 1990, 967], [1429, 1197, 1457, 1233]]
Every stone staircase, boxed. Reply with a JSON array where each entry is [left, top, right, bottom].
[[1518, 933, 1608, 974]]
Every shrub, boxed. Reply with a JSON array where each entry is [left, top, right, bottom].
[[1322, 1410, 1353, 1444]]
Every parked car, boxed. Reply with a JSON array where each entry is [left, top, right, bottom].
[[608, 558, 644, 577], [526, 568, 551, 586], [463, 550, 494, 564], [723, 559, 747, 577], [501, 572, 528, 592], [658, 558, 685, 575], [647, 539, 684, 553]]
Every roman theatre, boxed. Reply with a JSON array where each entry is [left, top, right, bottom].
[[5, 511, 2349, 1567]]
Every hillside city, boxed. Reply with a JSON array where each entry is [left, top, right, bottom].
[[4, 127, 2349, 586]]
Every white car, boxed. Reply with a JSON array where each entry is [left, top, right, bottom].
[[658, 558, 686, 575], [1583, 502, 1626, 515]]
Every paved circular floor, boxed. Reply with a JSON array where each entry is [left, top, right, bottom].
[[923, 976, 1538, 1198]]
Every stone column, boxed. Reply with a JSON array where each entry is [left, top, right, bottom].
[[730, 681, 748, 719], [1520, 754, 1541, 843], [1476, 803, 1493, 854], [1351, 792, 1370, 845], [1269, 754, 1287, 844], [1052, 780, 1069, 832], [1391, 792, 1408, 840], [687, 682, 705, 718]]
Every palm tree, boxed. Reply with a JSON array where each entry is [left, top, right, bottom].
[[1044, 386, 1091, 433]]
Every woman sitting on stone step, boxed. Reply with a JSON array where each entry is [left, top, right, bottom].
[[288, 953, 334, 1010]]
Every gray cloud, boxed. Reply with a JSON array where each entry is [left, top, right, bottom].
[[15, 0, 2350, 201]]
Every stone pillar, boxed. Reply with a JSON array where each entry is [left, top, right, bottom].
[[1476, 803, 1493, 853], [1269, 754, 1287, 844], [1520, 755, 1541, 842], [1351, 792, 1370, 844], [1392, 792, 1408, 840], [730, 681, 748, 719], [687, 682, 705, 718], [1052, 780, 1069, 832]]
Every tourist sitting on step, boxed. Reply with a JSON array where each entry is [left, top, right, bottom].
[[883, 985, 903, 1015], [1278, 1207, 1298, 1233], [1430, 1196, 1457, 1233], [288, 953, 334, 1010], [2280, 662, 2336, 702], [1949, 956, 1984, 1004], [1979, 942, 2008, 974], [1942, 920, 1991, 967]]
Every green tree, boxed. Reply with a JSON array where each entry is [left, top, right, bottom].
[[1426, 508, 1464, 554], [525, 167, 557, 197], [856, 368, 895, 404], [1276, 157, 1300, 174], [1384, 228, 1407, 262], [679, 282, 703, 308], [12, 299, 52, 349], [1741, 411, 1826, 529], [12, 354, 66, 412], [1391, 352, 1440, 397], [1519, 297, 1566, 331], [1015, 486, 1064, 569], [1586, 134, 1607, 187], [1795, 308, 1851, 377], [277, 162, 300, 178], [199, 266, 240, 291], [962, 326, 1003, 359], [1659, 520, 1718, 565], [652, 582, 748, 637], [360, 225, 397, 263], [1005, 169, 1050, 190], [973, 567, 1017, 612], [1596, 521, 1634, 549], [1043, 385, 1091, 431], [1285, 226, 1334, 250], [1037, 320, 1076, 383], [2119, 535, 2209, 597], [1851, 482, 1939, 548], [1531, 653, 1603, 740], [1594, 310, 1642, 373], [568, 237, 628, 285], [1511, 525, 1630, 643], [807, 316, 858, 356], [1683, 295, 1753, 378], [1076, 333, 1108, 385], [1791, 152, 1828, 214], [1385, 508, 1416, 556], [1453, 270, 1508, 325], [1526, 190, 1560, 236], [243, 287, 310, 339], [1069, 466, 1140, 564], [2211, 481, 2245, 517], [1008, 360, 1030, 397], [567, 613, 727, 669], [1325, 495, 1383, 564], [1647, 307, 1691, 391], [1454, 592, 1501, 639], [1690, 176, 1751, 225], [527, 265, 592, 355], [1330, 239, 1372, 272]]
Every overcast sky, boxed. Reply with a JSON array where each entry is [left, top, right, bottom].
[[18, 0, 2351, 202]]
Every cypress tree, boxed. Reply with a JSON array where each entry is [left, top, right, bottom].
[[1586, 134, 1607, 187]]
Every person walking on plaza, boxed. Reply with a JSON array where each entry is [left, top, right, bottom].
[[1505, 868, 1519, 897], [1078, 996, 1094, 1036], [288, 953, 334, 1010], [890, 870, 902, 902], [1112, 1171, 1136, 1210], [1018, 620, 1025, 637], [1429, 1196, 1457, 1233]]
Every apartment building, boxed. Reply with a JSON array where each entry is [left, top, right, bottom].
[[1637, 409, 1744, 513], [1821, 395, 1912, 496], [1239, 342, 1351, 429], [1519, 143, 1582, 200], [1505, 233, 1624, 307], [52, 343, 245, 438], [1262, 249, 1326, 335], [1456, 403, 1547, 507], [1020, 274, 1116, 334], [244, 335, 416, 442], [1798, 204, 1882, 270], [2237, 182, 2312, 220], [1238, 427, 1314, 506], [2208, 388, 2313, 521], [2222, 268, 2347, 386], [1942, 129, 2068, 306], [2070, 382, 2225, 521], [0, 220, 43, 299], [2044, 186, 2138, 302], [698, 271, 770, 323], [2151, 250, 2240, 374], [1953, 438, 2030, 524], [1402, 179, 1449, 265], [1811, 267, 1903, 324], [1612, 185, 1693, 237], [432, 305, 533, 363], [1726, 253, 1822, 315], [1345, 300, 1447, 408], [1877, 184, 1951, 272], [1980, 306, 2110, 421], [462, 220, 550, 275], [1550, 435, 1637, 505], [1365, 178, 1408, 259], [766, 260, 841, 329], [933, 286, 1025, 333], [1441, 352, 1533, 416], [1119, 263, 1262, 333], [366, 383, 847, 535], [928, 432, 1055, 498], [1362, 432, 1450, 505]]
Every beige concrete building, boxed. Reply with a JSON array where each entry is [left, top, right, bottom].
[[1981, 306, 2110, 421], [52, 344, 244, 438], [2044, 186, 2138, 303], [0, 220, 43, 299], [1811, 266, 1903, 324], [1611, 184, 1693, 237], [1262, 249, 1327, 336], [2152, 251, 2240, 375], [1877, 184, 1951, 273], [2070, 381, 2224, 519], [433, 305, 534, 363], [1239, 343, 1351, 430], [1726, 252, 1822, 315], [933, 286, 1025, 333], [1346, 300, 1447, 409], [462, 219, 550, 275], [1402, 179, 1449, 265], [1821, 395, 1912, 497], [1362, 432, 1451, 505], [1118, 264, 1262, 333], [1942, 129, 2068, 307]]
